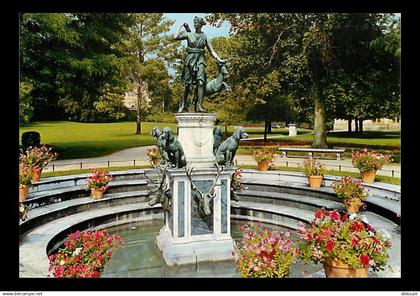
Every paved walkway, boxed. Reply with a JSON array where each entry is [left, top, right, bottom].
[[44, 145, 400, 178]]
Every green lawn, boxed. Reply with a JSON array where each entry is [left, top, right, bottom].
[[19, 121, 177, 160], [20, 121, 400, 160]]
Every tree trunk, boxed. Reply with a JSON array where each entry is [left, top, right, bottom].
[[312, 86, 327, 148], [355, 118, 359, 133], [264, 120, 268, 142], [267, 120, 272, 134], [359, 119, 363, 134], [348, 119, 352, 133], [135, 85, 142, 135]]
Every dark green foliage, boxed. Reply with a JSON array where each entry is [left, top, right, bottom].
[[21, 131, 41, 148]]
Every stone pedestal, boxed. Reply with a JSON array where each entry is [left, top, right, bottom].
[[175, 113, 216, 168], [156, 167, 236, 265], [288, 123, 297, 137], [156, 113, 235, 266]]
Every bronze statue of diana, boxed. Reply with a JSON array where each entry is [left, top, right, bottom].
[[174, 16, 226, 113]]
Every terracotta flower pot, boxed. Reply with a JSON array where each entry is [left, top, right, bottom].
[[323, 258, 368, 278], [361, 170, 376, 184], [19, 185, 29, 202], [308, 175, 323, 189], [257, 160, 271, 171], [32, 167, 43, 182], [345, 197, 362, 214], [91, 188, 105, 199]]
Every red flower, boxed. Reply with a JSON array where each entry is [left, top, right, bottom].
[[341, 214, 348, 222], [330, 211, 340, 221], [326, 239, 335, 252], [359, 255, 370, 266], [315, 209, 324, 219]]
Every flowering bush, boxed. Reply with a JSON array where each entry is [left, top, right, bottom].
[[234, 223, 295, 278], [48, 229, 124, 278], [252, 149, 277, 163], [297, 208, 392, 272], [300, 157, 325, 177], [19, 165, 33, 186], [86, 169, 112, 191], [351, 149, 392, 173], [19, 145, 58, 170], [146, 146, 161, 166], [332, 176, 368, 204]]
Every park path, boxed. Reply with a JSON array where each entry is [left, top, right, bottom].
[[45, 145, 400, 178]]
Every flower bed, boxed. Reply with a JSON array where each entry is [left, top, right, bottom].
[[48, 229, 124, 278], [234, 223, 295, 278]]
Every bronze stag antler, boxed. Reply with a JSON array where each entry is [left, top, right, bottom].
[[185, 162, 224, 220], [147, 163, 171, 213]]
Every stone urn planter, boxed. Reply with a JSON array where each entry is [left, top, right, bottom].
[[361, 170, 376, 184], [257, 160, 271, 171], [32, 167, 42, 182], [323, 259, 368, 278], [91, 188, 105, 200], [19, 185, 29, 202], [344, 197, 362, 214], [308, 175, 323, 189]]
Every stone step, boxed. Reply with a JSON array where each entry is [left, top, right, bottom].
[[19, 202, 163, 278], [24, 179, 149, 209], [236, 189, 344, 213], [30, 169, 147, 193], [20, 190, 150, 235]]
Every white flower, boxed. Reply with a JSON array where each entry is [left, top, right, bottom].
[[349, 213, 358, 220], [60, 260, 65, 265], [72, 247, 83, 256]]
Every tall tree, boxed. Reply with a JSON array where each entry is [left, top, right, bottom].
[[122, 13, 176, 134]]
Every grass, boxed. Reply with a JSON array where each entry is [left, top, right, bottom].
[[20, 121, 400, 160], [19, 121, 177, 160], [41, 164, 400, 185]]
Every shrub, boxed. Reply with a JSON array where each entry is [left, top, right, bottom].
[[234, 223, 295, 278], [21, 131, 41, 148], [48, 229, 124, 278]]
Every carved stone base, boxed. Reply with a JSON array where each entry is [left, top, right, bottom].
[[156, 225, 235, 266], [175, 113, 216, 168]]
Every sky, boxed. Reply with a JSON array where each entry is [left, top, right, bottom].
[[163, 13, 231, 40]]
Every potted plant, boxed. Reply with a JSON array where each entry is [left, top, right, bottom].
[[351, 149, 392, 184], [297, 208, 392, 278], [86, 168, 112, 199], [48, 229, 124, 278], [19, 165, 33, 202], [146, 146, 161, 167], [252, 149, 277, 171], [233, 223, 295, 278], [19, 145, 58, 182], [332, 176, 368, 214], [19, 202, 29, 221], [301, 157, 325, 189]]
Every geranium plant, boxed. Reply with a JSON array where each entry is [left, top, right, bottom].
[[19, 203, 29, 221], [351, 149, 392, 173], [332, 176, 368, 207], [300, 157, 325, 177], [234, 223, 295, 278], [19, 165, 33, 187], [19, 145, 58, 170], [48, 229, 124, 278], [252, 149, 277, 163], [146, 146, 161, 167], [86, 168, 112, 191], [297, 208, 392, 272]]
